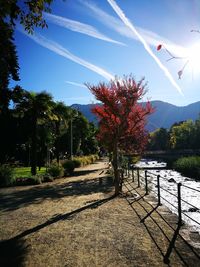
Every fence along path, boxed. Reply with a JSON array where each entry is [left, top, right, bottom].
[[146, 169, 200, 229], [121, 165, 200, 264]]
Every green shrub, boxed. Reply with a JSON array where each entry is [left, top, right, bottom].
[[15, 175, 43, 185], [120, 156, 128, 169], [15, 178, 27, 185], [62, 160, 75, 175], [47, 164, 64, 178], [82, 157, 88, 166], [43, 174, 54, 182], [73, 159, 81, 168], [173, 156, 200, 180], [73, 154, 99, 167], [131, 155, 141, 164], [0, 164, 15, 187], [165, 157, 176, 169], [84, 156, 90, 165], [89, 155, 97, 163], [27, 175, 43, 185], [61, 155, 99, 175]]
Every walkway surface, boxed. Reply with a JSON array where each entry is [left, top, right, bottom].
[[0, 159, 200, 267]]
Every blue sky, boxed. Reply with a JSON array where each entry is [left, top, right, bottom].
[[13, 0, 200, 106]]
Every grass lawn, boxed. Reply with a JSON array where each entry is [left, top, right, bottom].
[[14, 167, 47, 178]]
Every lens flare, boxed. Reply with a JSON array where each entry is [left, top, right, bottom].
[[187, 43, 200, 73]]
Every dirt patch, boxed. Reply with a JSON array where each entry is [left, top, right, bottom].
[[0, 159, 199, 266]]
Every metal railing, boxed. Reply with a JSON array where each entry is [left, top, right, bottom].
[[121, 165, 200, 263], [122, 166, 200, 228]]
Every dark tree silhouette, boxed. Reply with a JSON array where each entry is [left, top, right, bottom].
[[14, 87, 53, 175], [0, 21, 19, 112]]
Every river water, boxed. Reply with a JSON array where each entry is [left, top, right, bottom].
[[135, 159, 200, 234]]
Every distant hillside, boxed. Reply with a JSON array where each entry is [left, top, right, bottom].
[[72, 101, 200, 132], [146, 101, 200, 131], [72, 103, 98, 124]]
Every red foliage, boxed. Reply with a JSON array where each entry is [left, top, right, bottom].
[[157, 44, 162, 51], [86, 76, 154, 154]]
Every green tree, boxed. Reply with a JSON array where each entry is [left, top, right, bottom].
[[52, 102, 71, 164], [148, 128, 169, 150], [14, 87, 53, 175], [71, 112, 89, 156], [81, 122, 99, 155], [0, 0, 53, 33], [0, 0, 54, 111], [169, 120, 195, 149], [0, 20, 19, 112], [57, 111, 96, 158], [0, 112, 19, 163], [0, 1, 57, 165], [193, 117, 200, 149]]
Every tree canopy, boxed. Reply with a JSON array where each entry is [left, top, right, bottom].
[[0, 85, 98, 175], [0, 0, 53, 33], [87, 75, 154, 195], [148, 118, 200, 150], [0, 0, 55, 112]]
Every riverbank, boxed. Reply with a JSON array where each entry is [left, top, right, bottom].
[[0, 159, 199, 266], [136, 158, 200, 235]]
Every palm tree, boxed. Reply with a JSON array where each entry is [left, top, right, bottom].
[[14, 87, 53, 175], [52, 102, 71, 164]]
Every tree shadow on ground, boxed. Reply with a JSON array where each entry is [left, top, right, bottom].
[[4, 195, 115, 243], [0, 238, 29, 267], [0, 176, 114, 212], [123, 179, 200, 266]]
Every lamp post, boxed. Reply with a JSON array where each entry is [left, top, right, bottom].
[[28, 143, 31, 167], [70, 118, 73, 160], [70, 111, 78, 160], [46, 145, 50, 171]]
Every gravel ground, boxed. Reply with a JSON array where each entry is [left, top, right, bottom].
[[0, 159, 200, 267]]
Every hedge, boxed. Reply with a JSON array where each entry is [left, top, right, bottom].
[[173, 156, 200, 180]]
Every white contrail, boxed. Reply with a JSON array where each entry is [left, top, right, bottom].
[[65, 81, 87, 88], [81, 0, 186, 56], [44, 12, 125, 46], [18, 29, 114, 81], [107, 0, 183, 95]]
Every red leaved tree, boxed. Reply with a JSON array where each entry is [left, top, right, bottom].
[[86, 75, 154, 195]]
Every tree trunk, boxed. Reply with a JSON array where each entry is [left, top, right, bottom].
[[55, 140, 59, 164], [113, 142, 120, 195], [31, 117, 37, 175], [55, 122, 60, 164], [56, 151, 59, 164]]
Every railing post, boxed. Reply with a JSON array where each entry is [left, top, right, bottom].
[[128, 166, 130, 178], [177, 183, 182, 226], [132, 168, 134, 182], [163, 184, 183, 264], [145, 170, 149, 195], [119, 168, 123, 192], [137, 168, 140, 187], [157, 175, 161, 206]]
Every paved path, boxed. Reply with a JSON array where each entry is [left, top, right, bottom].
[[0, 159, 200, 266]]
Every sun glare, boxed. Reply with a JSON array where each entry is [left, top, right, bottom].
[[187, 43, 200, 72]]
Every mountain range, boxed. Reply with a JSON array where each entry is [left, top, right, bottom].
[[72, 101, 200, 132]]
